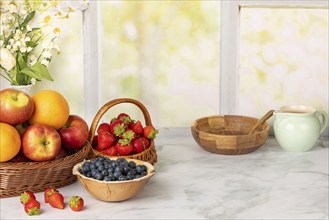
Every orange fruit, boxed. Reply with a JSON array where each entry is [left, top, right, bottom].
[[28, 90, 70, 130], [0, 122, 21, 162]]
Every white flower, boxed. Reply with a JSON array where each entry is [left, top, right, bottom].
[[20, 47, 27, 53], [28, 55, 37, 66], [8, 4, 18, 14], [26, 25, 32, 32], [42, 50, 52, 59], [30, 78, 36, 85], [0, 48, 16, 71], [41, 59, 49, 67]]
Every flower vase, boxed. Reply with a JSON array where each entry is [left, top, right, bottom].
[[10, 84, 34, 95]]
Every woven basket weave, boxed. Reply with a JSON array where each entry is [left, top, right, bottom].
[[0, 142, 91, 198], [89, 98, 157, 165]]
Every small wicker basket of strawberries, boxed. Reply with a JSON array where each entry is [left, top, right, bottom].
[[88, 98, 158, 165]]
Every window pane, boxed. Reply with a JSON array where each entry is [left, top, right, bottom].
[[32, 12, 84, 117], [240, 8, 329, 117], [101, 1, 220, 127]]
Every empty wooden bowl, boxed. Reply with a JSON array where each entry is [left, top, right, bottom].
[[191, 115, 270, 155], [72, 158, 155, 202]]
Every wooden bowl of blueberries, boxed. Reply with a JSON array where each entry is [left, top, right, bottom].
[[72, 156, 155, 202]]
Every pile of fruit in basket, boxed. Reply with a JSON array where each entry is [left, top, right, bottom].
[[92, 113, 158, 156], [0, 88, 89, 163]]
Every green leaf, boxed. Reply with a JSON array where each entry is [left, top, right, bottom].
[[19, 66, 42, 80], [32, 62, 53, 81], [17, 52, 27, 71], [21, 11, 35, 28]]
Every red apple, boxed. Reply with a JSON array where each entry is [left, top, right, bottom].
[[54, 147, 68, 160], [22, 124, 61, 161], [0, 88, 34, 125], [58, 115, 89, 151]]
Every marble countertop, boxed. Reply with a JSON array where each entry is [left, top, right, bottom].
[[1, 127, 328, 220]]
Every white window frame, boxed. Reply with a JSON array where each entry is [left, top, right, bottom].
[[81, 0, 328, 124], [220, 0, 329, 115]]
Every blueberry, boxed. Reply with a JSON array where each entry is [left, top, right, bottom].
[[113, 171, 121, 179], [117, 157, 126, 164], [95, 161, 102, 167], [118, 175, 127, 181], [135, 165, 144, 174], [101, 170, 109, 176], [127, 170, 137, 177], [107, 173, 115, 180], [122, 165, 131, 174], [90, 163, 96, 170], [128, 161, 136, 168], [82, 166, 90, 173], [91, 170, 98, 177], [94, 173, 104, 180], [107, 167, 114, 174], [103, 176, 112, 181], [111, 161, 117, 168], [114, 166, 123, 173], [98, 165, 104, 171]]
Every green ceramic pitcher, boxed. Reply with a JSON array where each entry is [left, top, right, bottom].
[[273, 105, 328, 152]]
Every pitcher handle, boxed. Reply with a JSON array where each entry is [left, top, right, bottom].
[[315, 111, 328, 134]]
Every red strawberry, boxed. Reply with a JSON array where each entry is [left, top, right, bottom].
[[20, 191, 36, 205], [48, 192, 64, 209], [69, 196, 84, 211], [132, 136, 150, 154], [92, 135, 98, 148], [102, 146, 118, 156], [131, 120, 144, 135], [143, 125, 158, 140], [115, 140, 133, 156], [44, 186, 58, 203], [117, 113, 132, 125], [97, 123, 111, 133], [24, 199, 41, 216], [109, 119, 126, 137], [121, 129, 136, 142], [98, 131, 116, 150]]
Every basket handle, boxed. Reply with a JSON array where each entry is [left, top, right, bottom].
[[88, 98, 153, 143]]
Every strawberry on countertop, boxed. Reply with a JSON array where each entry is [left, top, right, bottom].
[[44, 186, 58, 203], [24, 199, 41, 216], [20, 191, 36, 205], [69, 196, 84, 211], [48, 192, 64, 209]]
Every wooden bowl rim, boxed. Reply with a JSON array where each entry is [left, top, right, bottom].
[[191, 114, 270, 137], [72, 157, 155, 184]]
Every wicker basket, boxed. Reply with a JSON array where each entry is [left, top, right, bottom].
[[0, 142, 91, 198], [88, 98, 157, 165], [191, 115, 270, 155]]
